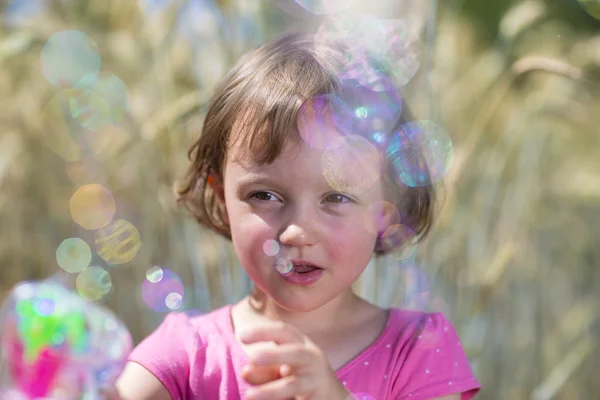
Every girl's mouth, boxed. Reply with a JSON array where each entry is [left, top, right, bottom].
[[292, 264, 321, 274]]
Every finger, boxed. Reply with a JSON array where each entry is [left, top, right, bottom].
[[245, 374, 310, 400], [242, 364, 282, 386], [100, 388, 121, 400], [239, 321, 303, 345], [247, 343, 312, 367]]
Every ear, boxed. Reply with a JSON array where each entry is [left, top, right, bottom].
[[208, 172, 230, 226], [375, 201, 401, 236]]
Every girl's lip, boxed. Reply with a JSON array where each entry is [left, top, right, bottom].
[[290, 259, 323, 269]]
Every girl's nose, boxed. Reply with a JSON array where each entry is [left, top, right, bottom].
[[278, 224, 315, 247], [278, 208, 319, 247]]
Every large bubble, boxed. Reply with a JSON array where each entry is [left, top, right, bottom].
[[40, 30, 101, 88], [41, 90, 114, 161], [141, 267, 185, 312], [75, 72, 130, 125], [70, 184, 116, 230], [56, 238, 92, 273], [0, 280, 132, 397], [321, 135, 381, 194], [316, 15, 422, 91], [294, 0, 354, 15], [333, 84, 403, 140], [94, 219, 141, 265], [386, 121, 453, 187], [297, 95, 348, 150], [76, 266, 112, 302], [397, 263, 430, 311]]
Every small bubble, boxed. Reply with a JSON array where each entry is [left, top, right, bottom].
[[165, 293, 183, 310], [262, 240, 280, 257], [276, 258, 293, 274], [146, 266, 164, 283], [355, 106, 368, 119]]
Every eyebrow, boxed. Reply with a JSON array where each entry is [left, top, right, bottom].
[[235, 174, 283, 191]]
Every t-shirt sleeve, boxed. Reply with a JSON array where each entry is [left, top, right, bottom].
[[391, 312, 481, 399], [128, 312, 198, 400]]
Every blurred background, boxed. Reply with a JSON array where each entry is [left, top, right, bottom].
[[0, 0, 599, 398]]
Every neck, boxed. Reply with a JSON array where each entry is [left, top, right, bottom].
[[246, 286, 360, 336]]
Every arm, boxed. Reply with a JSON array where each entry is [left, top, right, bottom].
[[105, 362, 172, 400]]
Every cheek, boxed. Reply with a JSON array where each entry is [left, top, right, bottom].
[[324, 217, 377, 261], [229, 210, 276, 258]]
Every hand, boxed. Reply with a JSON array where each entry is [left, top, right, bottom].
[[239, 321, 351, 400]]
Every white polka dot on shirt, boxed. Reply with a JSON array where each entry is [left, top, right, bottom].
[[364, 361, 369, 366], [384, 374, 388, 379], [444, 326, 448, 331], [386, 343, 391, 348], [343, 381, 347, 386], [436, 348, 440, 353], [449, 381, 453, 386], [425, 369, 430, 374]]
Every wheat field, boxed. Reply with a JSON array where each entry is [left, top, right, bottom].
[[0, 0, 598, 398]]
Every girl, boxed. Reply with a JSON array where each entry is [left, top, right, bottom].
[[112, 32, 481, 399]]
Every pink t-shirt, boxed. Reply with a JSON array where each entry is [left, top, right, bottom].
[[128, 305, 481, 399]]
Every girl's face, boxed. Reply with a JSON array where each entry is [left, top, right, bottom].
[[222, 123, 389, 313]]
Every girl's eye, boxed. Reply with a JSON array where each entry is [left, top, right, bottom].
[[324, 193, 351, 204], [251, 191, 278, 202]]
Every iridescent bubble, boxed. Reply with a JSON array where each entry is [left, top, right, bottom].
[[276, 258, 293, 275], [40, 30, 101, 87], [76, 72, 130, 125], [333, 84, 403, 140], [95, 219, 141, 265], [321, 135, 381, 194], [386, 121, 453, 187], [146, 266, 164, 283], [381, 224, 417, 255], [68, 88, 112, 132], [165, 293, 183, 310], [76, 266, 112, 301], [41, 90, 114, 161], [364, 201, 401, 236], [70, 184, 116, 230], [263, 240, 280, 257], [316, 15, 421, 91], [380, 22, 422, 87], [56, 238, 92, 273], [297, 95, 348, 150], [294, 0, 354, 15], [578, 0, 600, 20], [398, 263, 430, 311], [141, 268, 185, 312]]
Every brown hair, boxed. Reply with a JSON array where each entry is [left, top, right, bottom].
[[176, 33, 436, 256]]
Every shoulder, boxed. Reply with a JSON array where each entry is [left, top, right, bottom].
[[386, 309, 481, 399], [129, 305, 233, 359]]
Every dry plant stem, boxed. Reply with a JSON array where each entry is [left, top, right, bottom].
[[445, 56, 583, 207]]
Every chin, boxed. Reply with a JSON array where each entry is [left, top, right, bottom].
[[271, 291, 338, 313]]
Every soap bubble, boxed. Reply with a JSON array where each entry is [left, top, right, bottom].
[[0, 280, 132, 398], [142, 268, 185, 312], [294, 0, 354, 15], [70, 184, 116, 230], [56, 238, 92, 273], [76, 266, 112, 302], [95, 219, 141, 265], [386, 121, 453, 187], [40, 30, 101, 88]]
